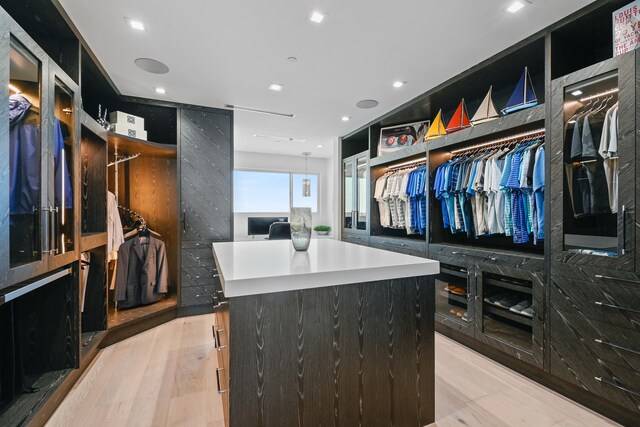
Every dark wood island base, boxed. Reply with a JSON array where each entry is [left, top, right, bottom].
[[215, 276, 435, 427]]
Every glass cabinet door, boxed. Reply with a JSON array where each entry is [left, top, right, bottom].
[[343, 151, 369, 232], [356, 155, 368, 230], [551, 54, 636, 271], [562, 72, 619, 257], [52, 79, 75, 256], [8, 37, 43, 268], [343, 160, 353, 229]]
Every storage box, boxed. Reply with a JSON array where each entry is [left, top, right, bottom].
[[108, 111, 145, 130], [110, 123, 148, 141]]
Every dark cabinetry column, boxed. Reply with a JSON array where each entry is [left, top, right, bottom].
[[179, 108, 233, 307]]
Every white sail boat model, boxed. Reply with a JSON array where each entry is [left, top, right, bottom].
[[470, 86, 500, 125]]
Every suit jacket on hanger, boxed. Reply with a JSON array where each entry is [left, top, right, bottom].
[[115, 235, 169, 308]]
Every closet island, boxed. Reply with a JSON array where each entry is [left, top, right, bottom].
[[211, 239, 439, 426]]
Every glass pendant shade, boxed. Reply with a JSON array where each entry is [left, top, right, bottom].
[[302, 178, 311, 197]]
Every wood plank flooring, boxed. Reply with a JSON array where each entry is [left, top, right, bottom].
[[46, 314, 618, 427]]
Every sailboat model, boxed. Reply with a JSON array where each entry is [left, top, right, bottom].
[[425, 109, 447, 141], [445, 99, 472, 133], [502, 66, 538, 115], [471, 86, 500, 125]]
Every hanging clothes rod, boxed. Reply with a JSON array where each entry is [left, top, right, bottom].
[[118, 205, 146, 226], [579, 88, 618, 103], [449, 128, 545, 155], [387, 158, 427, 170], [108, 153, 140, 167]]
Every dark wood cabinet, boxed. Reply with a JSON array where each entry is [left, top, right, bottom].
[[549, 275, 640, 413], [549, 53, 637, 272], [179, 108, 233, 307]]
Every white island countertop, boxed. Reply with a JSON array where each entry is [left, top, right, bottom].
[[212, 239, 440, 298]]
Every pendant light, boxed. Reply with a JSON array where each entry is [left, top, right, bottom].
[[302, 152, 311, 197]]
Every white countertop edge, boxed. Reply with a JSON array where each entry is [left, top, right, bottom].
[[217, 262, 440, 298]]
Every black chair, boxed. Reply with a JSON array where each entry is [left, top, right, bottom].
[[268, 222, 291, 240]]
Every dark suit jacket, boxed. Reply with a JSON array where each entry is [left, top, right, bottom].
[[115, 235, 169, 308]]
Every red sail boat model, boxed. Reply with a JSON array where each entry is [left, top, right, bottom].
[[445, 99, 471, 133]]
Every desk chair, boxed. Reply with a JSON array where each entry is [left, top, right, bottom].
[[268, 222, 291, 240]]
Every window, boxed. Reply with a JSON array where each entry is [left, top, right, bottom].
[[234, 170, 319, 213]]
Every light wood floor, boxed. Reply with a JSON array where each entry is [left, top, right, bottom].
[[46, 314, 618, 427]]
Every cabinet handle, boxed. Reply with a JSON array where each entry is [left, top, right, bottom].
[[52, 207, 59, 255], [212, 325, 218, 348], [216, 368, 228, 394], [594, 301, 640, 314], [594, 377, 640, 397], [452, 251, 496, 261], [622, 205, 626, 255], [182, 210, 186, 233], [594, 274, 640, 284], [595, 338, 640, 355], [215, 328, 227, 349]]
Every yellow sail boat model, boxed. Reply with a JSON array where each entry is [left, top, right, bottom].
[[424, 109, 447, 141]]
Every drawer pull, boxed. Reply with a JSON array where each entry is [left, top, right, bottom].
[[594, 301, 640, 314], [452, 251, 497, 261], [595, 339, 640, 355], [216, 368, 228, 394], [594, 274, 640, 284], [595, 376, 640, 396], [216, 328, 227, 350]]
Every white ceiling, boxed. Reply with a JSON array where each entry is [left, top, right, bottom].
[[60, 0, 594, 159]]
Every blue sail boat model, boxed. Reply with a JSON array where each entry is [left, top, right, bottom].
[[501, 66, 538, 115]]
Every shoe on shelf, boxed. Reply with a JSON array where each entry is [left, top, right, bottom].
[[456, 310, 464, 317], [483, 294, 504, 305], [494, 295, 520, 309], [521, 307, 534, 318], [509, 300, 532, 314]]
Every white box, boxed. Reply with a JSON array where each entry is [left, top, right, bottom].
[[110, 123, 148, 141], [109, 111, 145, 130]]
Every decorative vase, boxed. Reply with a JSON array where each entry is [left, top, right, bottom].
[[290, 207, 312, 251], [316, 230, 329, 236]]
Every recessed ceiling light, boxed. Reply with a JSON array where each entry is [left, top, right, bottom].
[[310, 11, 325, 23], [393, 81, 405, 88], [269, 83, 284, 91], [125, 18, 145, 31], [287, 56, 298, 63], [571, 90, 583, 96], [507, 1, 525, 13], [317, 145, 324, 148], [342, 116, 351, 122], [155, 87, 166, 95]]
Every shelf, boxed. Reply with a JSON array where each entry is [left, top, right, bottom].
[[484, 277, 532, 295], [370, 143, 427, 167], [436, 310, 471, 326], [80, 232, 107, 252], [483, 316, 533, 350], [80, 109, 108, 141], [0, 369, 71, 427], [484, 304, 533, 327], [108, 132, 177, 159], [427, 103, 545, 152], [107, 295, 178, 329], [438, 290, 468, 305], [80, 330, 107, 360], [440, 266, 468, 279]]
